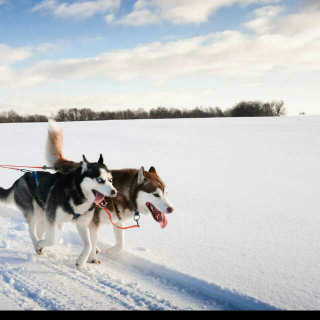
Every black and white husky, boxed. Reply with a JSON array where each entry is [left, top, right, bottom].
[[0, 142, 117, 269], [46, 120, 174, 264], [36, 154, 117, 268]]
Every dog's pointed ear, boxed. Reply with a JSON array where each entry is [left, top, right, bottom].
[[149, 166, 157, 175], [81, 161, 88, 174], [83, 155, 89, 163], [137, 166, 145, 185], [81, 155, 89, 174], [98, 154, 104, 165]]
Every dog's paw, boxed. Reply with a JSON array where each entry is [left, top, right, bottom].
[[35, 247, 44, 255], [106, 246, 122, 256], [88, 253, 101, 264], [76, 262, 86, 270], [35, 242, 44, 255], [90, 258, 102, 265]]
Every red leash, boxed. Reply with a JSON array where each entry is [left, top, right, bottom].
[[98, 204, 140, 230], [0, 166, 27, 172], [0, 164, 54, 171]]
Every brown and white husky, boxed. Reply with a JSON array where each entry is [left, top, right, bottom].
[[46, 120, 174, 264]]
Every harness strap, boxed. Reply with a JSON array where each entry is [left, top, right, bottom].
[[128, 173, 141, 224], [70, 203, 95, 220], [32, 171, 45, 207], [71, 211, 81, 220], [69, 203, 81, 219]]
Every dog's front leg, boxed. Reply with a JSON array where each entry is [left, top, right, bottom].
[[88, 223, 101, 264], [76, 223, 92, 270], [106, 223, 125, 256]]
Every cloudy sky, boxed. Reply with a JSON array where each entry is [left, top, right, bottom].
[[0, 0, 319, 115]]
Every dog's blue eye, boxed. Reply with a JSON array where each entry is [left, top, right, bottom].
[[96, 178, 104, 184], [153, 193, 160, 198]]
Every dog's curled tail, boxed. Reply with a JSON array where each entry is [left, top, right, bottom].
[[46, 119, 79, 173], [46, 119, 66, 167]]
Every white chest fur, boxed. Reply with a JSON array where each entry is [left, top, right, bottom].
[[71, 187, 95, 214]]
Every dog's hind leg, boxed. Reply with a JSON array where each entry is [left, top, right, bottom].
[[36, 209, 45, 241], [14, 184, 40, 253], [27, 212, 40, 252], [106, 223, 125, 256], [36, 218, 56, 255]]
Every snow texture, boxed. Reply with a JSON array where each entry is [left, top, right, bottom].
[[0, 117, 319, 310]]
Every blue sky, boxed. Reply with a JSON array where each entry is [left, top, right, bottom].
[[0, 0, 319, 115]]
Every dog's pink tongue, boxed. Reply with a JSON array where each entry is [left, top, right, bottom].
[[159, 212, 168, 229], [94, 192, 105, 205]]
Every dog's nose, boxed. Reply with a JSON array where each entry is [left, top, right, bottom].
[[167, 206, 174, 214], [111, 190, 117, 197]]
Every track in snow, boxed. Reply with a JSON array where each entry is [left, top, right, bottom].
[[0, 206, 277, 310]]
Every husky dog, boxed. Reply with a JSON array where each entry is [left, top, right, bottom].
[[46, 120, 174, 264], [36, 154, 117, 269], [0, 148, 116, 269]]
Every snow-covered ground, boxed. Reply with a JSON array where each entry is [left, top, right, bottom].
[[0, 116, 319, 310]]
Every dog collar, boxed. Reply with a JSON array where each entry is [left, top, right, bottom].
[[70, 206, 81, 220], [70, 202, 95, 220]]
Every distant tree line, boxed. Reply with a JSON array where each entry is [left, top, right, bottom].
[[53, 106, 226, 121], [0, 110, 48, 123], [0, 100, 286, 123], [224, 100, 286, 117]]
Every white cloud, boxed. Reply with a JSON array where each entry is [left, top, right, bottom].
[[2, 74, 319, 116], [0, 87, 221, 115], [2, 3, 320, 115], [34, 42, 60, 53], [5, 3, 320, 86], [0, 44, 32, 65], [31, 0, 282, 26], [104, 13, 115, 23], [18, 14, 320, 85], [116, 8, 161, 26], [245, 6, 284, 34], [0, 43, 60, 88], [115, 0, 281, 26], [245, 3, 320, 38], [32, 0, 120, 19], [301, 0, 320, 11]]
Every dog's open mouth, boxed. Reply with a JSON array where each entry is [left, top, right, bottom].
[[92, 190, 105, 206], [146, 202, 168, 229]]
